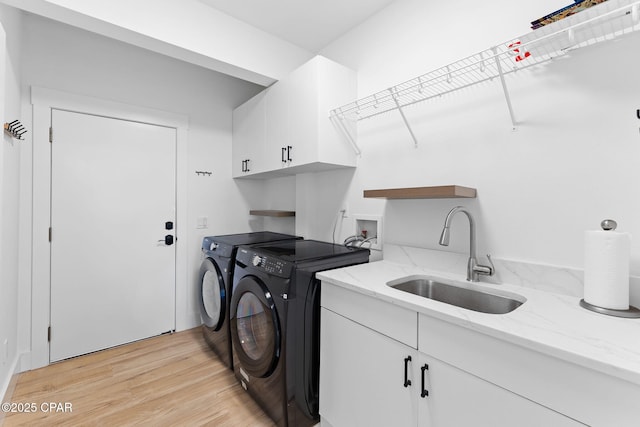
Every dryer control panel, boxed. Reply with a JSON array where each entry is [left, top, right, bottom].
[[236, 249, 292, 278], [252, 254, 286, 275], [201, 237, 233, 258]]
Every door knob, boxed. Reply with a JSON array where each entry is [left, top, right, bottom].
[[158, 235, 174, 245]]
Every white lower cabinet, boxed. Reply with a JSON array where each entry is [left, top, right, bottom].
[[420, 355, 581, 427], [319, 284, 584, 427], [320, 308, 417, 427]]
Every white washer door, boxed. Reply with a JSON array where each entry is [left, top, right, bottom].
[[50, 109, 176, 362]]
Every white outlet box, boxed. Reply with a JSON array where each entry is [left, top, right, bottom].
[[354, 214, 383, 251], [197, 216, 208, 229]]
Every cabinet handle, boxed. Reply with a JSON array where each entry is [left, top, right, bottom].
[[287, 145, 292, 162], [241, 160, 245, 172], [245, 159, 250, 172], [403, 356, 412, 387], [421, 364, 429, 398], [281, 147, 287, 163]]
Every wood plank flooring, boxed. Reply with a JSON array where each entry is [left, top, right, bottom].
[[2, 328, 276, 426]]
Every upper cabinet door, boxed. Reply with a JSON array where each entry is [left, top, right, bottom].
[[287, 58, 319, 168], [315, 57, 359, 166], [232, 90, 266, 178], [264, 82, 290, 172]]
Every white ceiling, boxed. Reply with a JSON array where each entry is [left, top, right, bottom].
[[198, 0, 397, 52]]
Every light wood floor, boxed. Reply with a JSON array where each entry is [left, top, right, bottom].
[[2, 328, 276, 426]]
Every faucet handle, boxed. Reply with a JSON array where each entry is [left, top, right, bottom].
[[485, 254, 495, 276], [472, 254, 495, 278]]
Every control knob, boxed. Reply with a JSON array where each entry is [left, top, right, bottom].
[[252, 255, 264, 267]]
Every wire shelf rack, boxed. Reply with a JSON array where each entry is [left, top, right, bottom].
[[329, 0, 640, 150]]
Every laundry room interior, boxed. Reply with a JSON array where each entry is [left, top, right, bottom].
[[1, 0, 640, 426]]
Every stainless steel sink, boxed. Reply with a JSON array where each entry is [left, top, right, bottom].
[[387, 276, 525, 314]]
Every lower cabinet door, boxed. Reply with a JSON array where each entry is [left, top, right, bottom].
[[420, 354, 583, 427], [320, 308, 419, 427]]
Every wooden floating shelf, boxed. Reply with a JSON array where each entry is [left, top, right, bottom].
[[363, 185, 476, 199], [249, 210, 296, 217]]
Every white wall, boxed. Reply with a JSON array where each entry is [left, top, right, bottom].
[[0, 2, 22, 404], [296, 169, 356, 244], [262, 176, 296, 235], [17, 12, 267, 368], [308, 0, 640, 278]]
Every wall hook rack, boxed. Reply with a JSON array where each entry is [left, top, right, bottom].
[[4, 120, 28, 140], [195, 170, 212, 176]]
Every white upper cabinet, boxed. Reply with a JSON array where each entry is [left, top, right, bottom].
[[232, 90, 266, 176], [264, 80, 290, 172], [232, 55, 357, 178]]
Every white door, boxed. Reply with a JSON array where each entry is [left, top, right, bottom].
[[50, 109, 176, 362]]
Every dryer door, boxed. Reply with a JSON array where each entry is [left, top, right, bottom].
[[230, 275, 280, 378], [198, 258, 226, 331]]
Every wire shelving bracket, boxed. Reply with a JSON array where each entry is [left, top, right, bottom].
[[329, 0, 640, 149]]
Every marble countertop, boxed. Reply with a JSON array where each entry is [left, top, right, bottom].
[[317, 259, 640, 386]]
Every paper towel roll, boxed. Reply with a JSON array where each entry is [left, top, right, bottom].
[[583, 229, 630, 310]]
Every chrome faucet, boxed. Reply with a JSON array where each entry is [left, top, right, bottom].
[[439, 206, 494, 282]]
